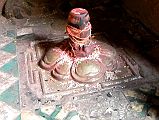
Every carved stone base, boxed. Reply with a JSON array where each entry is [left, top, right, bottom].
[[17, 35, 142, 109], [39, 39, 118, 83]]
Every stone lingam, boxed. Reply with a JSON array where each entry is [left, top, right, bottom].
[[40, 8, 117, 83], [17, 8, 141, 109]]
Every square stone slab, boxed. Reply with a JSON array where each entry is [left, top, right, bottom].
[[16, 35, 142, 110]]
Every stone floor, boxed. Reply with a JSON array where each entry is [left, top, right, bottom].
[[0, 16, 20, 120]]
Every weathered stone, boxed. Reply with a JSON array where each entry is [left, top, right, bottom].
[[17, 27, 33, 37], [0, 0, 6, 14]]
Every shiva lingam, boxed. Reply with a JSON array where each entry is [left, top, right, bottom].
[[40, 8, 117, 83], [16, 8, 142, 110]]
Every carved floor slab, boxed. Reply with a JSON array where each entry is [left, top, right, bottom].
[[16, 36, 142, 109]]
